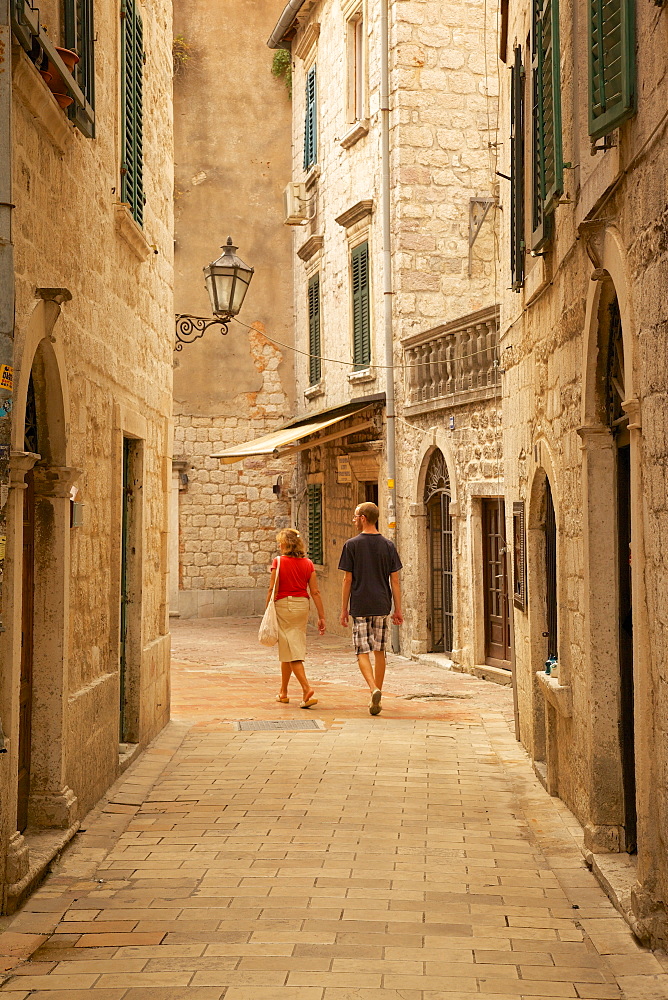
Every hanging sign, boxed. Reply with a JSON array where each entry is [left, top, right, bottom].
[[337, 455, 352, 484]]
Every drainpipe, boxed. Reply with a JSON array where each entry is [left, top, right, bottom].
[[0, 0, 15, 637], [267, 0, 307, 49], [380, 0, 399, 650]]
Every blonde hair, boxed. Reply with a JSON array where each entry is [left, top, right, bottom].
[[356, 502, 379, 525], [277, 527, 306, 558]]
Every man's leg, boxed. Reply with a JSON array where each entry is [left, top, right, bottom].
[[357, 652, 377, 692], [373, 651, 386, 691]]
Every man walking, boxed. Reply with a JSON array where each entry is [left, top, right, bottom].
[[339, 502, 403, 715]]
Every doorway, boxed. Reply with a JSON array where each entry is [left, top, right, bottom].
[[17, 470, 35, 833], [544, 478, 558, 661], [424, 450, 453, 654], [482, 498, 511, 666]]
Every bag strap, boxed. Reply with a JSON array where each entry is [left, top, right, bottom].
[[272, 556, 281, 600]]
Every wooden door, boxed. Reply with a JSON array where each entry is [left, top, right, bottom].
[[482, 498, 511, 666], [17, 470, 35, 832], [120, 439, 131, 741], [617, 443, 636, 851]]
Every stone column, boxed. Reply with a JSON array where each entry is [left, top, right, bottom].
[[577, 424, 624, 851], [28, 465, 81, 829]]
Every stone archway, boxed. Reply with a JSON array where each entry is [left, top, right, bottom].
[[3, 293, 79, 893]]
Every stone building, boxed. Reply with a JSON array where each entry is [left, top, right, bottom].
[[498, 0, 668, 947], [0, 0, 173, 908], [247, 0, 507, 665], [171, 0, 295, 619]]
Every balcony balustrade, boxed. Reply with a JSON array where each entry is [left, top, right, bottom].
[[402, 305, 500, 413]]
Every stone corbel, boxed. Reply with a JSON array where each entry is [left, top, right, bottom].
[[576, 424, 614, 452], [33, 466, 82, 499], [9, 451, 41, 488], [578, 219, 613, 281], [621, 398, 641, 430]]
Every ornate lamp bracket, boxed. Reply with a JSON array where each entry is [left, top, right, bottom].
[[174, 314, 232, 351]]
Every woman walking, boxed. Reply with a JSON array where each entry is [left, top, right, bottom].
[[267, 528, 325, 707]]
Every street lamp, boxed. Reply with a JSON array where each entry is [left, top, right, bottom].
[[175, 237, 254, 350]]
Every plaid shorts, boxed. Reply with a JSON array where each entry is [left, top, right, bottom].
[[352, 616, 390, 654]]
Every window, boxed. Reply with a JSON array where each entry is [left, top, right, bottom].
[[513, 501, 527, 611], [121, 0, 144, 226], [303, 65, 317, 170], [347, 13, 365, 122], [531, 0, 563, 251], [307, 484, 323, 565], [588, 0, 635, 141], [308, 274, 321, 385], [351, 241, 370, 370], [64, 0, 95, 132], [510, 46, 525, 291]]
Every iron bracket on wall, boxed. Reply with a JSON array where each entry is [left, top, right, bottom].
[[174, 314, 232, 351], [468, 197, 496, 276]]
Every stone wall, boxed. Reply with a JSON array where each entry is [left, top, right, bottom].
[[500, 0, 668, 948], [2, 0, 173, 906], [172, 0, 295, 618]]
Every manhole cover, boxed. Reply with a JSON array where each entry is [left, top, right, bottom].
[[234, 719, 324, 731]]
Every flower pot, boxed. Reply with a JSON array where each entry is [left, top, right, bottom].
[[53, 93, 74, 109], [39, 70, 53, 85], [47, 47, 79, 100], [55, 47, 79, 73]]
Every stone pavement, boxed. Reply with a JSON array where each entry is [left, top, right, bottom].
[[0, 618, 666, 1000]]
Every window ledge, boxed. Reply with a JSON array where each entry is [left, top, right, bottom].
[[114, 203, 151, 261], [305, 164, 320, 190], [537, 669, 572, 718], [347, 367, 376, 385], [304, 380, 325, 400], [524, 253, 550, 305], [12, 46, 72, 153], [340, 120, 369, 149]]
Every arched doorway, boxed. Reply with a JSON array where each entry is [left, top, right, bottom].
[[544, 478, 558, 663], [606, 295, 636, 851], [424, 450, 453, 653]]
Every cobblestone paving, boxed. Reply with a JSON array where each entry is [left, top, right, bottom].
[[0, 619, 666, 999]]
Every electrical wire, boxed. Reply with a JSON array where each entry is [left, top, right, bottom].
[[233, 315, 502, 370]]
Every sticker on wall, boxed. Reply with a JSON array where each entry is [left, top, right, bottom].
[[0, 536, 5, 561], [0, 366, 13, 391]]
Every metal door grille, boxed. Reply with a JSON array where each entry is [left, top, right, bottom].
[[425, 451, 453, 654]]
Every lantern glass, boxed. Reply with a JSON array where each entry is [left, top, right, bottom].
[[203, 238, 254, 319]]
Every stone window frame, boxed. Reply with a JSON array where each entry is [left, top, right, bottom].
[[344, 219, 375, 386], [301, 243, 326, 401], [295, 23, 320, 180], [341, 0, 369, 146]]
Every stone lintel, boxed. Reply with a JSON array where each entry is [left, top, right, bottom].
[[335, 199, 374, 229], [294, 22, 320, 60], [576, 423, 615, 447], [297, 234, 324, 262]]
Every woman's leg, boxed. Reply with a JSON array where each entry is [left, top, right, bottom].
[[290, 660, 314, 700], [279, 662, 292, 699]]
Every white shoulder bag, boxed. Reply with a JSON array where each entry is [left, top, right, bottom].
[[258, 556, 280, 647]]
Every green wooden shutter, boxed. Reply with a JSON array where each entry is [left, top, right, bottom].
[[588, 0, 635, 140], [531, 0, 563, 250], [308, 274, 321, 385], [303, 66, 317, 170], [64, 0, 95, 135], [307, 484, 323, 565], [510, 46, 525, 291], [121, 0, 144, 226], [352, 242, 370, 370]]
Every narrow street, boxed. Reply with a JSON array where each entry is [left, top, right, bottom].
[[0, 620, 665, 999]]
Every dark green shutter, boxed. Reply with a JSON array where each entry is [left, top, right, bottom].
[[531, 0, 562, 250], [303, 66, 317, 170], [510, 46, 525, 291], [308, 274, 321, 385], [121, 0, 144, 226], [307, 484, 323, 565], [352, 242, 370, 370], [588, 0, 635, 140], [64, 0, 95, 135]]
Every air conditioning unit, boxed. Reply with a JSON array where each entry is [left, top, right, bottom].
[[284, 182, 308, 225]]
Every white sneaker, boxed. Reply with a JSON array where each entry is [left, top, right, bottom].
[[369, 689, 382, 716]]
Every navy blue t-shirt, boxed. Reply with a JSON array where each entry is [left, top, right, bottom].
[[338, 532, 402, 617]]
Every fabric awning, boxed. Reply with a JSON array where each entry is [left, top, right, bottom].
[[212, 404, 375, 465]]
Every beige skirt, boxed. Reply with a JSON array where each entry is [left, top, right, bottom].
[[275, 596, 310, 661]]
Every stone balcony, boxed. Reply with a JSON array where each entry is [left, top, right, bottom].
[[402, 304, 500, 415]]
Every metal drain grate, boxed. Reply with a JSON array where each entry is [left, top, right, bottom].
[[234, 719, 324, 731]]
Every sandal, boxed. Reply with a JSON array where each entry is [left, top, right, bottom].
[[300, 691, 318, 708], [276, 695, 289, 704]]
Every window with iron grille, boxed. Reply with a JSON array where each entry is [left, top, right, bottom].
[[307, 484, 323, 565], [351, 241, 370, 370], [303, 65, 317, 170], [588, 0, 635, 141], [64, 0, 95, 134], [308, 274, 321, 385], [121, 0, 144, 226], [510, 46, 525, 291], [531, 0, 563, 251]]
